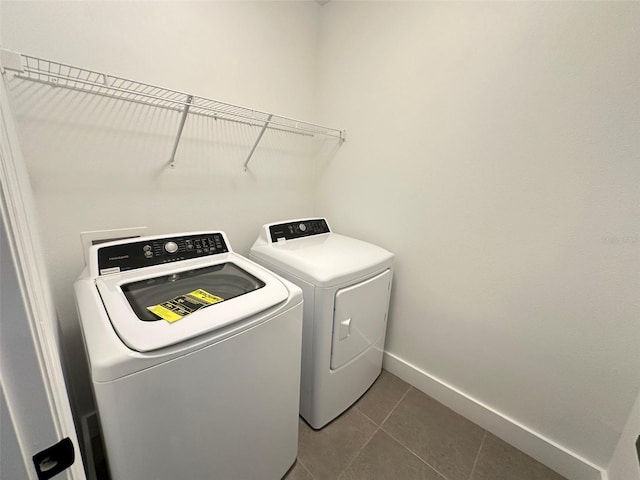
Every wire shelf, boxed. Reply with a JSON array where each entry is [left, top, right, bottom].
[[1, 51, 345, 168]]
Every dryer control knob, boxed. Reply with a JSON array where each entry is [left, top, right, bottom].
[[299, 223, 307, 232], [164, 241, 178, 254]]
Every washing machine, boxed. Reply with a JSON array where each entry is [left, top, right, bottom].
[[74, 230, 303, 480], [250, 218, 393, 429]]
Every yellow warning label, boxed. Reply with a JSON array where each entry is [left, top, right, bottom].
[[147, 305, 183, 323], [147, 289, 225, 323], [189, 289, 224, 304]]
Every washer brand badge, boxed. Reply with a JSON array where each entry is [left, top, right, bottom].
[[109, 255, 129, 261], [100, 267, 121, 275]]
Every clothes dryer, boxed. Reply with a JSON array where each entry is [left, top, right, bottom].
[[74, 231, 303, 480], [250, 219, 393, 429]]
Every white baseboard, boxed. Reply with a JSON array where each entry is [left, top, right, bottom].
[[383, 351, 605, 480]]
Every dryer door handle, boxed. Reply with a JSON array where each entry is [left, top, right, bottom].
[[339, 318, 352, 340]]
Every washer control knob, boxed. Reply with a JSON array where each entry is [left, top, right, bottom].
[[299, 223, 307, 232], [164, 241, 178, 254]]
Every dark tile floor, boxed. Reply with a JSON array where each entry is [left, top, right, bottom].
[[284, 370, 567, 480]]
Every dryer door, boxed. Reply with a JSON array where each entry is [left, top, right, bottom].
[[330, 269, 392, 370]]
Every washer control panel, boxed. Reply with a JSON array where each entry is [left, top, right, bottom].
[[269, 219, 330, 243], [97, 233, 228, 275]]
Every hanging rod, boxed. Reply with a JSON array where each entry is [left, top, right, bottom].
[[0, 49, 346, 168]]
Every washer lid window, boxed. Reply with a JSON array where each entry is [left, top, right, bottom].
[[96, 256, 289, 352], [122, 262, 266, 322]]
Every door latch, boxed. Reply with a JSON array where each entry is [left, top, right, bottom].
[[33, 437, 75, 480], [339, 318, 352, 340]]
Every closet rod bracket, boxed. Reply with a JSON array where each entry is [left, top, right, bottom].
[[168, 95, 193, 169], [244, 114, 273, 172]]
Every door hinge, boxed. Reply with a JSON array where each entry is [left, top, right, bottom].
[[33, 437, 75, 480]]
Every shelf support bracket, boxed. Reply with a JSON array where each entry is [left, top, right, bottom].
[[244, 114, 273, 172], [168, 95, 193, 168]]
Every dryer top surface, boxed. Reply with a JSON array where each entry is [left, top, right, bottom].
[[250, 233, 393, 288]]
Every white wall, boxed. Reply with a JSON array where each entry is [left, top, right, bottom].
[[0, 0, 327, 425], [608, 389, 640, 480], [316, 0, 640, 473]]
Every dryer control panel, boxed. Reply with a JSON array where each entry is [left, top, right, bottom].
[[97, 233, 229, 275], [269, 219, 331, 243]]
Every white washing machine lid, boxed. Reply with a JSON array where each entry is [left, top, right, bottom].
[[96, 252, 289, 352], [250, 233, 394, 288]]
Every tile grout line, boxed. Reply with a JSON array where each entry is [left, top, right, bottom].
[[295, 456, 315, 480], [467, 429, 487, 480], [379, 384, 413, 425], [336, 413, 380, 479], [381, 427, 452, 480], [379, 386, 454, 480], [338, 384, 413, 479]]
